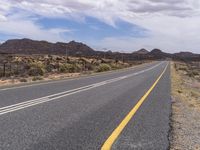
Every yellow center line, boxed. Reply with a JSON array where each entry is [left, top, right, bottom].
[[101, 62, 169, 150]]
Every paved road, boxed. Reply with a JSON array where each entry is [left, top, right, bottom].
[[0, 61, 171, 150]]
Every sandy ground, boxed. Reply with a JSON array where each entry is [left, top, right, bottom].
[[170, 62, 200, 150]]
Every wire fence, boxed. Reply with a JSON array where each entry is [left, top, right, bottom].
[[0, 62, 26, 77]]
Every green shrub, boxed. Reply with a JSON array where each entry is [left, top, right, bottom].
[[96, 64, 111, 72], [28, 62, 45, 76], [30, 62, 45, 69], [59, 64, 81, 73], [59, 64, 68, 73]]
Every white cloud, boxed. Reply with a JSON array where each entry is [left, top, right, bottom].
[[1, 0, 200, 53], [0, 13, 71, 42], [0, 0, 72, 42]]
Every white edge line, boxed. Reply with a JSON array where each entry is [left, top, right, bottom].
[[0, 62, 157, 91], [0, 62, 165, 115]]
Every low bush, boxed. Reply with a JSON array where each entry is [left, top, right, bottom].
[[59, 64, 68, 73], [30, 62, 45, 69], [85, 63, 94, 71], [46, 64, 55, 72], [19, 78, 28, 82], [110, 63, 123, 70], [28, 67, 45, 76], [96, 64, 111, 72], [59, 64, 81, 73]]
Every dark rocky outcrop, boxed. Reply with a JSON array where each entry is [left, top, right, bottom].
[[0, 38, 199, 61], [0, 39, 95, 56]]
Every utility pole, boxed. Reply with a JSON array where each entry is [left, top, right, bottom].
[[120, 51, 125, 63], [65, 47, 69, 63], [103, 48, 107, 59], [3, 61, 6, 77]]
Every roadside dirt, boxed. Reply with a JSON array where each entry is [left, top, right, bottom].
[[170, 61, 200, 150]]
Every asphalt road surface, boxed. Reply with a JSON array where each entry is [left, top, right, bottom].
[[0, 61, 171, 150]]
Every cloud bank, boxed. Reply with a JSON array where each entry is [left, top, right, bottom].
[[0, 0, 200, 53]]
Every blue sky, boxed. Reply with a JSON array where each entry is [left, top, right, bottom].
[[36, 17, 148, 44], [0, 0, 200, 53]]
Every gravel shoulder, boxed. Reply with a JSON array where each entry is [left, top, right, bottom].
[[170, 61, 200, 150]]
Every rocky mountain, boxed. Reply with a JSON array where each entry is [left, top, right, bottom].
[[148, 49, 172, 59], [0, 39, 95, 56], [0, 38, 199, 61]]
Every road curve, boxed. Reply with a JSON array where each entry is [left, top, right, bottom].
[[0, 61, 171, 150]]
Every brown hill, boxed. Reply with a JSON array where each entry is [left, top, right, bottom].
[[173, 52, 200, 61], [148, 49, 172, 59], [0, 39, 95, 56], [0, 38, 199, 61], [174, 52, 198, 57], [133, 48, 149, 55]]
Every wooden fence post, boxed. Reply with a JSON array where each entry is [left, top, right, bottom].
[[3, 63, 6, 77]]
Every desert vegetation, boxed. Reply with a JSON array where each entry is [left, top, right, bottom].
[[170, 61, 200, 149], [174, 61, 200, 80], [0, 54, 145, 86]]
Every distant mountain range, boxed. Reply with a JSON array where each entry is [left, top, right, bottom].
[[0, 38, 199, 61]]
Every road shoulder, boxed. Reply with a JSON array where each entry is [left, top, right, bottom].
[[170, 61, 200, 149]]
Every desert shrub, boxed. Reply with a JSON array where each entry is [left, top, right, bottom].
[[110, 63, 123, 70], [92, 60, 101, 66], [85, 63, 94, 71], [187, 70, 199, 77], [30, 62, 45, 69], [59, 64, 81, 73], [59, 64, 68, 73], [96, 64, 111, 72], [19, 78, 28, 82], [28, 62, 45, 76], [32, 76, 43, 81], [178, 66, 188, 71], [46, 64, 55, 72], [28, 67, 45, 76]]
